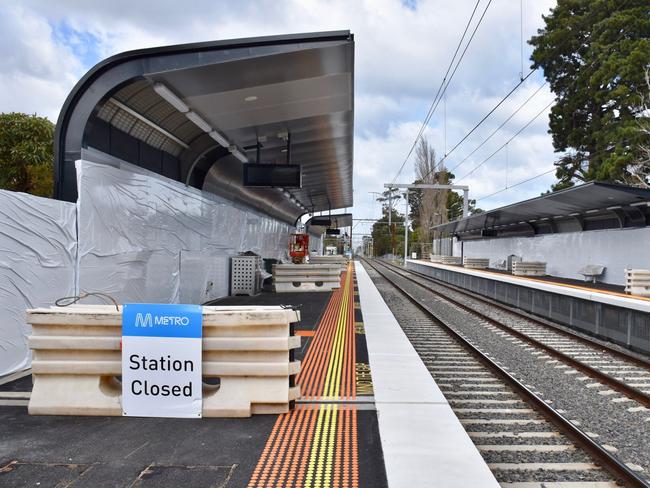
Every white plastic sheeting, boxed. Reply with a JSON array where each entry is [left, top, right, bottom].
[[76, 160, 292, 304], [0, 191, 76, 376], [0, 160, 294, 376]]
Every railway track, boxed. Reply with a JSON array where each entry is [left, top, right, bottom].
[[362, 257, 650, 487], [377, 259, 650, 407]]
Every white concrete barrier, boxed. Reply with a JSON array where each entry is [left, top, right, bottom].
[[440, 256, 462, 265], [463, 257, 490, 269], [309, 255, 347, 273], [27, 305, 301, 417], [512, 261, 547, 276], [273, 264, 341, 292], [429, 255, 444, 263], [625, 269, 650, 297]]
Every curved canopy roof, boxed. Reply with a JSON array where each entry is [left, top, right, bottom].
[[305, 213, 352, 235], [54, 31, 354, 224], [434, 182, 650, 239]]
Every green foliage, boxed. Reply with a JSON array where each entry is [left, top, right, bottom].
[[446, 191, 482, 221], [0, 112, 55, 197], [530, 0, 650, 189], [370, 206, 407, 257]]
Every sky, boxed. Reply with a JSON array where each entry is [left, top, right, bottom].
[[0, 0, 558, 245]]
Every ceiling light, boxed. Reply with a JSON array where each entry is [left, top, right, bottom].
[[229, 146, 248, 163], [283, 191, 291, 198], [186, 111, 212, 133], [153, 83, 189, 113], [209, 130, 229, 148], [244, 95, 258, 102]]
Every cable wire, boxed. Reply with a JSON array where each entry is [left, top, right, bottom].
[[419, 69, 539, 181], [456, 98, 554, 182], [391, 0, 487, 183], [448, 81, 547, 173], [475, 167, 556, 201], [475, 138, 633, 202]]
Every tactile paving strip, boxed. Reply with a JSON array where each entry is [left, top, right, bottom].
[[248, 264, 360, 488]]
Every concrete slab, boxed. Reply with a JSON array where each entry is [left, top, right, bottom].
[[378, 402, 500, 488], [355, 261, 500, 488], [369, 353, 447, 404]]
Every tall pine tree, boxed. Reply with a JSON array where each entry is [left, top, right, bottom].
[[530, 0, 650, 189]]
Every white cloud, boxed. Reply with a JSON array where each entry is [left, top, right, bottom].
[[0, 0, 560, 238]]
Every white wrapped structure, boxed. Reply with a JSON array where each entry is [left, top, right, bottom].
[[0, 191, 77, 377], [76, 160, 291, 304], [0, 161, 296, 377]]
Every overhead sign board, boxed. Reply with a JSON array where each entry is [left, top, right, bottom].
[[243, 163, 302, 187], [122, 303, 203, 418]]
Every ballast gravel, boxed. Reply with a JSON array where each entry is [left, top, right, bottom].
[[365, 262, 650, 485]]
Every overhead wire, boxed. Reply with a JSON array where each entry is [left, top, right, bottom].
[[475, 138, 634, 202], [444, 28, 628, 186], [475, 167, 556, 201], [447, 81, 547, 174], [419, 69, 539, 179], [390, 0, 488, 184], [456, 98, 554, 182]]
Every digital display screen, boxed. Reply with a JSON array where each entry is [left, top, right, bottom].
[[243, 164, 302, 187], [326, 228, 341, 235], [311, 218, 332, 226]]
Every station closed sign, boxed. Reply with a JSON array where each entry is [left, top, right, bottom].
[[122, 304, 203, 418]]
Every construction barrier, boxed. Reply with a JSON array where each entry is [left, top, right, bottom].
[[309, 255, 347, 272], [27, 305, 301, 417], [440, 256, 462, 265], [625, 269, 650, 297], [512, 261, 547, 276], [273, 264, 341, 292], [463, 257, 490, 269]]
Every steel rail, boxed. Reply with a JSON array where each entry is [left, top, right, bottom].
[[362, 257, 650, 487], [376, 259, 650, 409], [385, 259, 650, 369]]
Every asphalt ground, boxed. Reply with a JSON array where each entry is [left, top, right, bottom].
[[1, 280, 388, 487]]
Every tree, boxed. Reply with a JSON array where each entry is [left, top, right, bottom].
[[530, 0, 650, 190], [447, 191, 482, 221], [412, 137, 450, 248], [0, 112, 55, 197], [623, 70, 650, 188], [370, 204, 406, 257]]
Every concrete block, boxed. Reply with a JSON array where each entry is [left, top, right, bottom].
[[512, 261, 547, 276], [272, 263, 341, 292], [26, 305, 301, 417], [625, 269, 650, 297], [463, 257, 489, 269]]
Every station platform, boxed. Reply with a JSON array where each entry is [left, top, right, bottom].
[[0, 261, 498, 487], [407, 259, 650, 355]]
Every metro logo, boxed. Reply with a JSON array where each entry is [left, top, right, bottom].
[[135, 313, 153, 328], [123, 304, 201, 339], [134, 312, 191, 328]]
